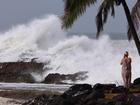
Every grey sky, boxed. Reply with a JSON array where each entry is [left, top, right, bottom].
[[0, 0, 137, 34]]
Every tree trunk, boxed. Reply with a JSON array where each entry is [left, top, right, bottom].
[[121, 0, 140, 55]]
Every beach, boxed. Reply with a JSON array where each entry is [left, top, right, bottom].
[[0, 97, 23, 105], [0, 83, 70, 105]]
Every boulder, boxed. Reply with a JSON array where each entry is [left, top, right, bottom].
[[112, 93, 135, 105], [63, 84, 92, 97], [112, 86, 128, 93], [133, 78, 140, 86], [42, 72, 88, 84], [22, 84, 105, 105], [0, 62, 44, 83], [0, 73, 35, 83], [22, 83, 140, 105], [93, 83, 116, 91], [22, 94, 49, 105], [0, 62, 44, 74]]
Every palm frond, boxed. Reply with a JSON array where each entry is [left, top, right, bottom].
[[96, 0, 117, 38], [128, 0, 140, 40], [62, 0, 97, 29]]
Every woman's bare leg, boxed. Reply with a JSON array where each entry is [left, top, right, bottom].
[[122, 72, 127, 87]]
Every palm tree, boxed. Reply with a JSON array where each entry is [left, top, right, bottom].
[[128, 0, 140, 40], [62, 0, 140, 55]]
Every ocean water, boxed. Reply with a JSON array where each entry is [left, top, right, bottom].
[[0, 83, 71, 92], [0, 15, 139, 85]]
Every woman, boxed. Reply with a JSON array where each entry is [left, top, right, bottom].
[[120, 51, 132, 88]]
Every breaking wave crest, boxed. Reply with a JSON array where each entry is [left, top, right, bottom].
[[0, 15, 139, 85]]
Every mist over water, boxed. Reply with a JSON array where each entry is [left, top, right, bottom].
[[0, 15, 139, 85]]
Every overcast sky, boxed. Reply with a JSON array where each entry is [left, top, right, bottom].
[[0, 0, 137, 34]]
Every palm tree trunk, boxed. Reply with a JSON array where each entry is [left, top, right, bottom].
[[121, 0, 140, 55]]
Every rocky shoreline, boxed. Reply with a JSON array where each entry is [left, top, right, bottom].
[[0, 62, 140, 105], [0, 62, 44, 83], [0, 82, 140, 105], [22, 82, 140, 105], [0, 62, 88, 83]]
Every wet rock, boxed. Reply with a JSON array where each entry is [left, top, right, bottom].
[[112, 93, 135, 105], [112, 86, 128, 93], [132, 95, 140, 105], [22, 84, 93, 105], [0, 62, 44, 73], [22, 83, 140, 105], [42, 73, 65, 84], [22, 84, 105, 105], [63, 84, 92, 97], [42, 72, 88, 84], [0, 62, 44, 83], [23, 94, 49, 105], [62, 84, 93, 105], [93, 83, 116, 91], [0, 73, 35, 83], [133, 78, 140, 87]]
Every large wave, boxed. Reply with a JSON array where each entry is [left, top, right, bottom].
[[0, 15, 139, 85], [0, 15, 66, 62]]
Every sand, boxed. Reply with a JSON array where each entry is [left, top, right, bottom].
[[0, 97, 23, 105]]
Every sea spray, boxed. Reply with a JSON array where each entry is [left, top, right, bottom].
[[0, 15, 66, 62], [46, 35, 121, 84], [0, 15, 139, 85]]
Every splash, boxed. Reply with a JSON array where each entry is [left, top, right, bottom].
[[0, 15, 66, 62], [0, 15, 139, 85], [46, 35, 140, 85]]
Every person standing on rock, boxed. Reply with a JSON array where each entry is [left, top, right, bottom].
[[120, 51, 132, 88]]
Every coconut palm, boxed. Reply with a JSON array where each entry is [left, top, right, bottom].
[[128, 0, 140, 40], [62, 0, 140, 55]]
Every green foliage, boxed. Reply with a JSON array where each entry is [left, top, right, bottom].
[[62, 0, 97, 29], [96, 0, 116, 37], [62, 0, 123, 38], [62, 0, 139, 40]]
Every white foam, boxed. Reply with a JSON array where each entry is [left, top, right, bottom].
[[0, 15, 139, 85], [0, 15, 66, 62]]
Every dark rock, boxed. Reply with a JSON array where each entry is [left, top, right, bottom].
[[62, 84, 96, 105], [0, 62, 44, 83], [112, 86, 128, 93], [83, 89, 105, 103], [96, 99, 113, 105], [22, 84, 93, 105], [42, 73, 65, 84], [22, 84, 140, 105], [48, 96, 65, 105], [133, 78, 140, 86], [63, 84, 92, 97], [23, 94, 49, 105], [0, 73, 35, 83], [42, 71, 88, 84], [105, 101, 114, 105], [0, 62, 44, 74], [93, 83, 116, 91], [112, 93, 135, 105], [93, 83, 104, 91], [132, 95, 140, 105]]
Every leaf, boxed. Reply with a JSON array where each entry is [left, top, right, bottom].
[[62, 0, 97, 29], [96, 0, 116, 38]]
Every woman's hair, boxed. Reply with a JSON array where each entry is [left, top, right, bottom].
[[124, 51, 129, 57]]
